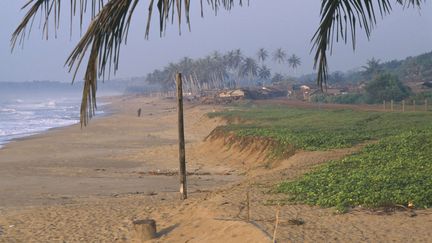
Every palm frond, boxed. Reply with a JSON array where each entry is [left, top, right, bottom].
[[312, 0, 424, 89], [11, 0, 105, 49], [65, 0, 136, 126]]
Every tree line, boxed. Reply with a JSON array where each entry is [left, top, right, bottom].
[[311, 51, 432, 104], [144, 48, 301, 92]]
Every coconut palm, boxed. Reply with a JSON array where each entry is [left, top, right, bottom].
[[12, 0, 424, 124], [272, 48, 287, 64], [258, 65, 271, 85], [211, 51, 222, 61], [362, 58, 382, 80], [257, 48, 268, 63], [288, 54, 301, 70], [221, 49, 243, 88], [232, 49, 244, 70], [239, 57, 259, 80], [271, 73, 285, 84]]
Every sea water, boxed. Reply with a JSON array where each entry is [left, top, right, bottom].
[[0, 94, 105, 148]]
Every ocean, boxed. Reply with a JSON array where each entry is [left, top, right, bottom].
[[0, 85, 114, 148]]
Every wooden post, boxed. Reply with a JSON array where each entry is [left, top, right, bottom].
[[383, 100, 386, 111], [391, 100, 394, 112], [176, 73, 187, 200], [402, 100, 405, 112], [414, 100, 416, 112], [132, 219, 157, 242]]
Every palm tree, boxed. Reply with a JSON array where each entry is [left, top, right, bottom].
[[258, 65, 271, 85], [232, 49, 244, 70], [362, 58, 382, 80], [288, 54, 301, 70], [12, 0, 424, 123], [257, 48, 268, 63], [329, 71, 345, 85], [178, 57, 196, 93], [211, 51, 222, 61], [272, 73, 285, 84], [272, 48, 287, 64], [239, 57, 258, 80]]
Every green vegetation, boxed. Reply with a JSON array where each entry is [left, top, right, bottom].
[[364, 73, 411, 103], [379, 52, 432, 82], [210, 105, 432, 210], [308, 52, 432, 106], [318, 51, 432, 87], [311, 73, 412, 105], [310, 93, 366, 104], [409, 91, 432, 103], [276, 129, 432, 211], [209, 106, 432, 152]]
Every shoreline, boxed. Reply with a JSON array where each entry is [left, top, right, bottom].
[[0, 95, 118, 150]]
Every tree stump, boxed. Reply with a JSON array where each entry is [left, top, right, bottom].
[[132, 219, 157, 242]]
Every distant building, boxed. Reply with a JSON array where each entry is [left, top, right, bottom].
[[218, 89, 246, 98]]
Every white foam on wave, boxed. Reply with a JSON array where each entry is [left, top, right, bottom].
[[0, 117, 79, 146], [46, 100, 56, 107], [34, 118, 78, 127], [33, 100, 57, 108], [17, 111, 35, 116], [0, 96, 105, 148], [98, 101, 111, 106], [0, 108, 16, 113]]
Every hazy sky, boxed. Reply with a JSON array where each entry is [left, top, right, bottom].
[[1, 0, 432, 82]]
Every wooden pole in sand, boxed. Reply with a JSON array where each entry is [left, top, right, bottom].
[[176, 73, 187, 200]]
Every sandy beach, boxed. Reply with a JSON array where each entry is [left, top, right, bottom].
[[0, 96, 240, 208], [0, 96, 431, 242]]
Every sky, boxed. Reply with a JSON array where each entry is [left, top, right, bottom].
[[1, 0, 432, 82]]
